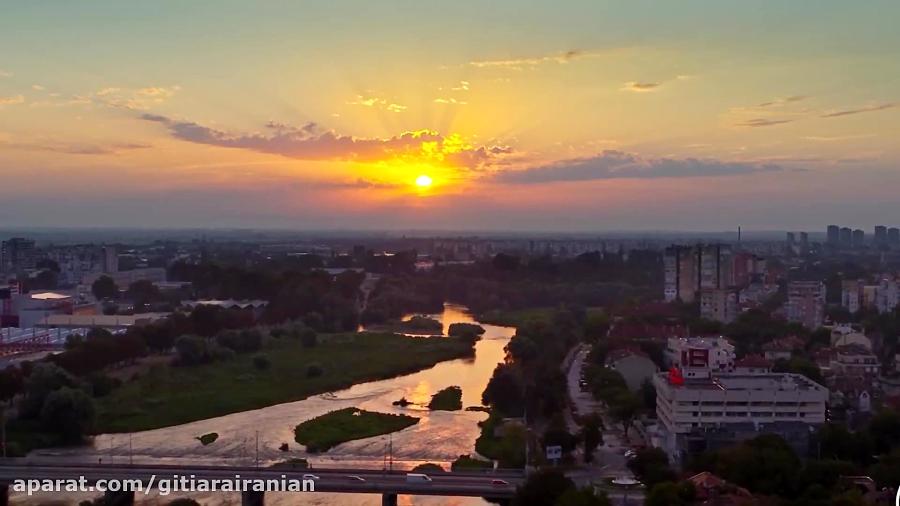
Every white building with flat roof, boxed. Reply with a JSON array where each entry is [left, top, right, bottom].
[[665, 336, 736, 379], [654, 371, 828, 464]]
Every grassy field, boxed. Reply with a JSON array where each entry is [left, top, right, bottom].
[[294, 407, 419, 453], [96, 332, 474, 433]]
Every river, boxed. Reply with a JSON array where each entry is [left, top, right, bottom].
[[18, 304, 514, 506]]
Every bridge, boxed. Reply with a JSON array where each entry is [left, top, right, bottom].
[[0, 462, 523, 505]]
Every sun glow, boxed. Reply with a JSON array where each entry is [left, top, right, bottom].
[[415, 174, 433, 187]]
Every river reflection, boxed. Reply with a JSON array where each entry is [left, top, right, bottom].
[[18, 304, 514, 506]]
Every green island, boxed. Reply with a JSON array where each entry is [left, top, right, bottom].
[[368, 315, 443, 334], [428, 386, 463, 411], [294, 407, 419, 453], [96, 332, 473, 432], [196, 432, 218, 445]]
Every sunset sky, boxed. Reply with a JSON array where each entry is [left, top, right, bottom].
[[1, 1, 899, 231]]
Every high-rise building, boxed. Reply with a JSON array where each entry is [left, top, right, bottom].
[[839, 227, 852, 247], [787, 281, 826, 329], [664, 244, 734, 303], [699, 288, 739, 324], [0, 237, 37, 273], [874, 226, 888, 245], [841, 279, 864, 313], [786, 232, 796, 245], [664, 245, 697, 303], [826, 225, 840, 245], [889, 227, 900, 246], [852, 229, 865, 248], [101, 245, 119, 274]]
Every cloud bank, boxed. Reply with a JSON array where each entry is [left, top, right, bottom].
[[492, 150, 781, 184], [141, 114, 503, 169]]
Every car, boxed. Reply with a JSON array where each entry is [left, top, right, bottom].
[[406, 473, 433, 483], [624, 450, 637, 459], [491, 479, 509, 486], [346, 475, 366, 482], [302, 474, 320, 480]]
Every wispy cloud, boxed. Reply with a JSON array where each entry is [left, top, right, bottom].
[[346, 94, 406, 113], [314, 178, 405, 190], [621, 82, 660, 93], [0, 95, 25, 106], [469, 49, 596, 70], [758, 95, 808, 108], [737, 118, 795, 128], [141, 114, 504, 169], [0, 70, 11, 78], [821, 103, 895, 118], [434, 97, 468, 105], [451, 81, 470, 91], [492, 150, 781, 184], [1, 140, 150, 155], [803, 134, 875, 142]]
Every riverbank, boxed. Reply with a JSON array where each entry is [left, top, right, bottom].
[[96, 332, 475, 433]]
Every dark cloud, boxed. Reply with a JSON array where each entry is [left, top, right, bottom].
[[2, 141, 150, 155], [492, 150, 781, 184], [821, 103, 895, 118], [140, 114, 501, 168], [737, 118, 795, 127], [622, 82, 661, 92], [314, 178, 404, 190]]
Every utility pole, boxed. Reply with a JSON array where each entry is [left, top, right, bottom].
[[388, 433, 393, 471], [129, 434, 133, 466]]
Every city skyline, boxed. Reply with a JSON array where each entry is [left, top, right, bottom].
[[2, 1, 899, 230]]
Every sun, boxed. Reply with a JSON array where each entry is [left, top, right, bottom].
[[415, 174, 433, 188]]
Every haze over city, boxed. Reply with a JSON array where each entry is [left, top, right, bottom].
[[2, 1, 899, 231]]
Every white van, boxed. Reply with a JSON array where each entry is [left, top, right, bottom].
[[405, 473, 433, 483]]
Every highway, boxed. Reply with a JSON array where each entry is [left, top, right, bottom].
[[0, 462, 523, 498]]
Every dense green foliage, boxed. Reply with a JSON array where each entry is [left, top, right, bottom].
[[428, 386, 463, 411], [96, 332, 474, 432]]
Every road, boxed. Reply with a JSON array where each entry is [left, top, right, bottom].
[[0, 463, 522, 498], [565, 345, 636, 481]]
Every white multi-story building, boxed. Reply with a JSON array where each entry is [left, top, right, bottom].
[[786, 281, 825, 329], [875, 276, 898, 314], [655, 335, 828, 465], [665, 336, 736, 378], [654, 371, 829, 464], [699, 288, 739, 324]]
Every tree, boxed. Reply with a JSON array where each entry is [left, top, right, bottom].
[[91, 275, 119, 300], [253, 354, 271, 371], [21, 362, 78, 418], [608, 391, 641, 436], [645, 481, 696, 506], [482, 363, 525, 417], [627, 448, 676, 488], [513, 469, 574, 506], [40, 387, 96, 443], [300, 328, 318, 348], [174, 335, 211, 366], [555, 487, 611, 506], [707, 434, 800, 497], [127, 280, 162, 310], [582, 414, 603, 463], [0, 366, 23, 403]]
